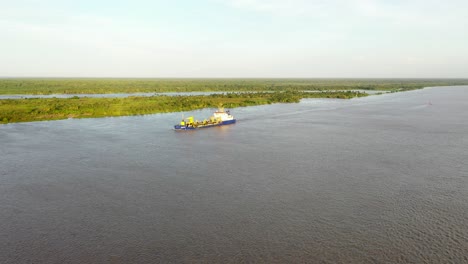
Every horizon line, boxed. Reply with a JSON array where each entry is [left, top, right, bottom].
[[1, 77, 468, 80]]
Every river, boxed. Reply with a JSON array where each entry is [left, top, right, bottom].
[[0, 86, 467, 263]]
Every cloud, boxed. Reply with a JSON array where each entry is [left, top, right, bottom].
[[223, 0, 348, 17], [222, 0, 468, 23]]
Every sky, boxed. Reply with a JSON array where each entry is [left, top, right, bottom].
[[1, 0, 467, 78]]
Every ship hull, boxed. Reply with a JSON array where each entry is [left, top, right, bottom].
[[174, 119, 236, 130]]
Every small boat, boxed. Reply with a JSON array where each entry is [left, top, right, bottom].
[[174, 107, 236, 130]]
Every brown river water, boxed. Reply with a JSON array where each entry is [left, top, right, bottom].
[[1, 87, 467, 263]]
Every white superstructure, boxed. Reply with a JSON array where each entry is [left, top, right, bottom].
[[213, 107, 234, 121]]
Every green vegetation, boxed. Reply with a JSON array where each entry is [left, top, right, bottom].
[[1, 78, 467, 94], [0, 91, 366, 124]]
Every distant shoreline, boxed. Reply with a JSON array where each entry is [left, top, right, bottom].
[[1, 78, 468, 95]]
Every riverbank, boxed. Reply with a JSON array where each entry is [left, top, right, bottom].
[[0, 91, 366, 124]]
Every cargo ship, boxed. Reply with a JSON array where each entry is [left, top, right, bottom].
[[174, 107, 236, 130]]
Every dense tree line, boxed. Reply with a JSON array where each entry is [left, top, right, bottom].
[[0, 78, 467, 95]]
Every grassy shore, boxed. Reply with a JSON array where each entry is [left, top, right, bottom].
[[1, 78, 468, 94], [0, 91, 366, 124]]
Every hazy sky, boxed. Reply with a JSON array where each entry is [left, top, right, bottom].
[[1, 0, 467, 78]]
